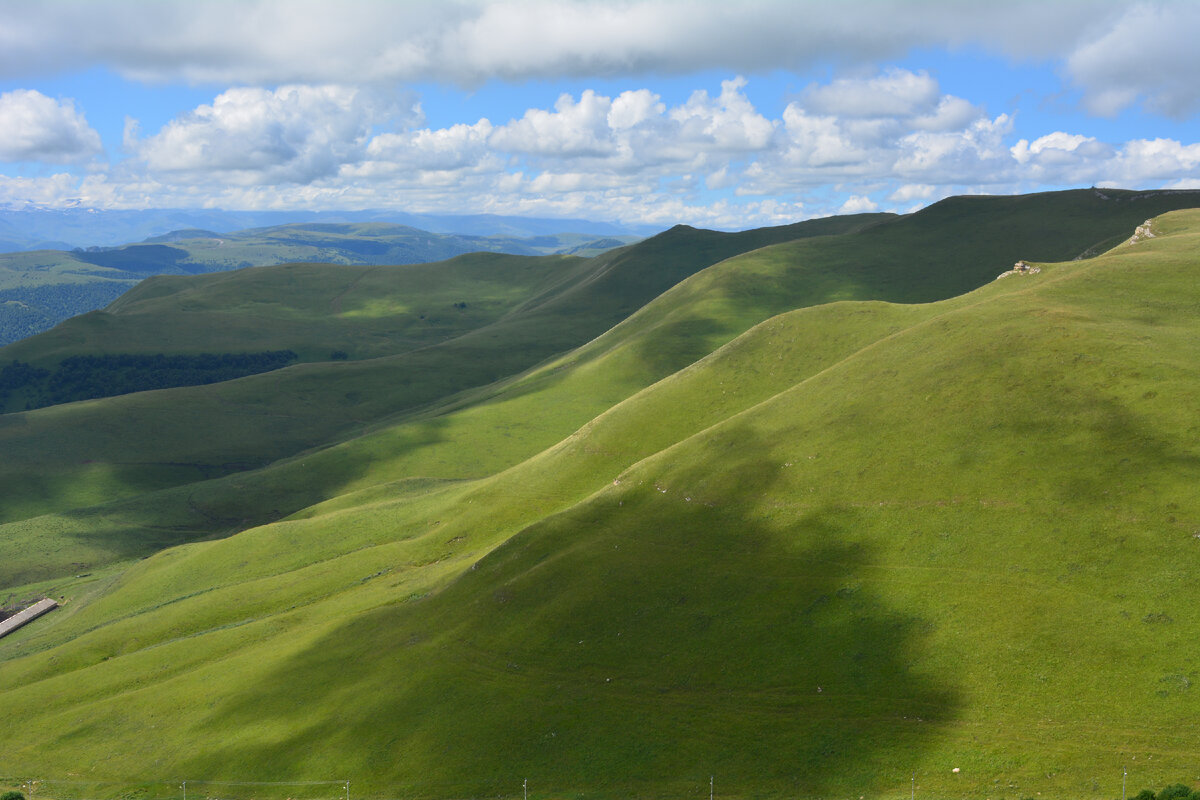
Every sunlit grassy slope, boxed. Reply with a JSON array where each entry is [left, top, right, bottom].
[[0, 213, 890, 582], [2, 189, 1196, 587], [1, 197, 1199, 798]]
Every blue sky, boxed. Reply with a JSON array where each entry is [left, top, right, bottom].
[[1, 0, 1198, 228]]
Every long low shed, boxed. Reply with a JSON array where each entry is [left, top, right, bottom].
[[0, 598, 59, 639]]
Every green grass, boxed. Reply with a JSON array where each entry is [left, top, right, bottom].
[[0, 212, 893, 581], [1, 252, 583, 366], [2, 191, 1196, 583], [2, 196, 1199, 799]]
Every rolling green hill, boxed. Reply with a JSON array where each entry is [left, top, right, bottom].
[[2, 191, 1200, 800], [0, 211, 891, 582], [1, 191, 1196, 585], [0, 223, 645, 347]]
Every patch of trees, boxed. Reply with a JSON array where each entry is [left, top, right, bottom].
[[0, 360, 50, 405], [1129, 785, 1200, 800], [72, 243, 191, 274], [0, 282, 134, 346], [0, 350, 297, 411], [317, 238, 393, 256], [0, 301, 55, 346]]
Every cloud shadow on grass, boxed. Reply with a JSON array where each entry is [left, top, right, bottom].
[[183, 425, 958, 799]]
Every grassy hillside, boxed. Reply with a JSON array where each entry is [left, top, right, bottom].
[[2, 205, 1199, 800], [0, 223, 644, 347], [2, 191, 1196, 583], [0, 214, 894, 583], [1, 252, 583, 367]]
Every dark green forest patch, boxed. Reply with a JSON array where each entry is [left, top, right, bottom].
[[0, 350, 297, 410]]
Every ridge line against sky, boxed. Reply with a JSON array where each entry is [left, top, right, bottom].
[[1, 0, 1198, 229]]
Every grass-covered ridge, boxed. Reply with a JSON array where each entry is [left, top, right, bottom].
[[0, 222, 646, 346], [0, 196, 1198, 798], [0, 213, 889, 583]]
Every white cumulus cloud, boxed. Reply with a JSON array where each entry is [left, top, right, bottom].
[[132, 84, 414, 183], [838, 194, 879, 214], [888, 183, 937, 203], [608, 89, 665, 130], [0, 89, 101, 163], [743, 70, 1000, 193], [490, 90, 616, 157], [669, 76, 776, 152], [364, 120, 497, 173], [1108, 138, 1200, 183], [803, 69, 941, 118]]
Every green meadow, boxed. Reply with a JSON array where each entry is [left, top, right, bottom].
[[2, 190, 1200, 799]]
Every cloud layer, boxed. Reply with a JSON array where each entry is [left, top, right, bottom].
[[2, 2, 1199, 225], [4, 69, 1199, 227], [1, 1, 1198, 118]]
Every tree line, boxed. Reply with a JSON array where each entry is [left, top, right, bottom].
[[0, 283, 134, 346], [0, 350, 297, 411], [1130, 785, 1200, 800]]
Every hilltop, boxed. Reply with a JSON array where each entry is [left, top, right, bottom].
[[1, 189, 1199, 800]]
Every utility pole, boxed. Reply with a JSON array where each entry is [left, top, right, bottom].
[[1122, 767, 1128, 800], [182, 781, 186, 800], [912, 772, 915, 800], [523, 778, 527, 800], [345, 780, 350, 800], [710, 775, 713, 800]]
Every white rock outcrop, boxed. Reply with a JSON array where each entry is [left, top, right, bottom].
[[0, 597, 58, 639], [1128, 219, 1156, 244], [996, 260, 1042, 280]]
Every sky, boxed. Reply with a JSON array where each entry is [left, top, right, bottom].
[[1, 0, 1199, 229]]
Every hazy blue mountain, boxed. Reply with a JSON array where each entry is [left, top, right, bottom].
[[0, 205, 658, 251]]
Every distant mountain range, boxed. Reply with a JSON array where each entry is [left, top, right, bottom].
[[0, 205, 660, 252], [0, 218, 645, 345]]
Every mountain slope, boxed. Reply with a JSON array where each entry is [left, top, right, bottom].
[[0, 214, 892, 584], [3, 191, 1196, 585], [1, 204, 1198, 798]]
